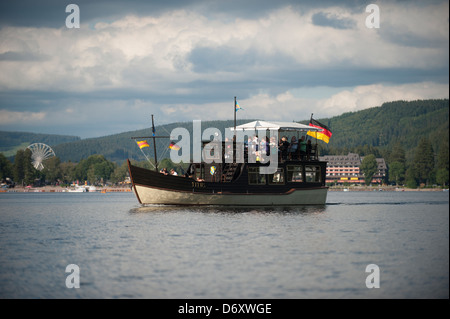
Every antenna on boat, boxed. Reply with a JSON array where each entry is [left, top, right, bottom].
[[151, 114, 158, 172]]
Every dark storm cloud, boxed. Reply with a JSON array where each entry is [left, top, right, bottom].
[[0, 0, 196, 28], [188, 46, 274, 73], [379, 26, 450, 49], [2, 63, 444, 115], [0, 0, 373, 28], [0, 51, 51, 62], [312, 12, 356, 29], [1, 0, 443, 29]]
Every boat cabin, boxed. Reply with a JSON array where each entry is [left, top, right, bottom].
[[185, 120, 326, 188]]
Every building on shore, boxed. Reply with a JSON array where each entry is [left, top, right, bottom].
[[319, 153, 386, 185]]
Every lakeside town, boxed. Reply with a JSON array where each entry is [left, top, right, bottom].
[[3, 184, 445, 193], [0, 153, 448, 193]]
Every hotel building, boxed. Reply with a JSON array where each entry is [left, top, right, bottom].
[[319, 153, 387, 185]]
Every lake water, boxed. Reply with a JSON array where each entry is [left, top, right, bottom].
[[0, 191, 448, 299]]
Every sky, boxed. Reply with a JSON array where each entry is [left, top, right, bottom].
[[0, 0, 448, 138]]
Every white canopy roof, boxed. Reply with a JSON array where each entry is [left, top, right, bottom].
[[230, 120, 321, 132]]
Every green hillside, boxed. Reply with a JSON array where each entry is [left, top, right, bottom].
[[0, 131, 80, 158], [313, 99, 449, 160]]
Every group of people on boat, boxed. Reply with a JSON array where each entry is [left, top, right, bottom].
[[159, 133, 317, 178], [159, 168, 178, 176], [278, 136, 314, 161], [234, 134, 316, 162]]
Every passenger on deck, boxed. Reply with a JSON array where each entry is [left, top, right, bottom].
[[245, 137, 251, 149], [279, 136, 290, 161], [160, 168, 168, 175], [269, 136, 277, 156], [288, 136, 298, 160], [252, 135, 259, 152], [255, 151, 261, 162], [299, 136, 307, 160], [259, 137, 267, 156], [306, 140, 312, 160], [170, 169, 178, 176]]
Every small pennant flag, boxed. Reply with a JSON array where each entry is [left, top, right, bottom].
[[169, 142, 181, 150], [235, 101, 243, 112], [137, 140, 150, 149]]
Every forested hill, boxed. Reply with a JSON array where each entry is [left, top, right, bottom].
[[51, 99, 449, 163], [312, 99, 449, 159], [0, 131, 80, 157], [1, 99, 448, 163]]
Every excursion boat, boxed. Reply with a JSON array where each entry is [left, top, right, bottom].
[[127, 120, 329, 206]]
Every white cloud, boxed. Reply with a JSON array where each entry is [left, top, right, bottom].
[[0, 4, 447, 93], [379, 1, 449, 45], [0, 110, 46, 124], [178, 81, 450, 123], [319, 82, 450, 115], [1, 82, 446, 138]]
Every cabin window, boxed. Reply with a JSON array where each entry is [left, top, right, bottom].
[[248, 167, 266, 185], [287, 165, 303, 182], [268, 168, 284, 185], [305, 165, 321, 183]]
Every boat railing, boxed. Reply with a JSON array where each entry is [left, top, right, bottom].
[[203, 140, 320, 164]]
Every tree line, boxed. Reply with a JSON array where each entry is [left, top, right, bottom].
[[1, 135, 448, 188], [333, 136, 448, 188], [314, 99, 448, 162], [0, 149, 188, 188]]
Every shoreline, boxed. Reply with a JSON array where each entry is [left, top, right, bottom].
[[2, 185, 447, 193], [1, 186, 132, 193], [329, 186, 447, 192]]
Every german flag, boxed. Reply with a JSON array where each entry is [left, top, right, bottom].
[[307, 118, 332, 143], [136, 140, 150, 149], [169, 142, 181, 151]]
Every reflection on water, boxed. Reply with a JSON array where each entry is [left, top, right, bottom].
[[129, 204, 327, 215]]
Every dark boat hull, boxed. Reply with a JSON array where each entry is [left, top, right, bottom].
[[127, 160, 328, 206]]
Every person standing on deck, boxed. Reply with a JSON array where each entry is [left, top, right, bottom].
[[299, 136, 307, 160]]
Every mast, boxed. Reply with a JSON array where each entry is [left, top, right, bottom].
[[234, 96, 237, 137], [311, 113, 318, 157], [130, 115, 169, 170], [234, 97, 237, 164], [151, 114, 158, 172]]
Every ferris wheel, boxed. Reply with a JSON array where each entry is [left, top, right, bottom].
[[27, 143, 56, 171]]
